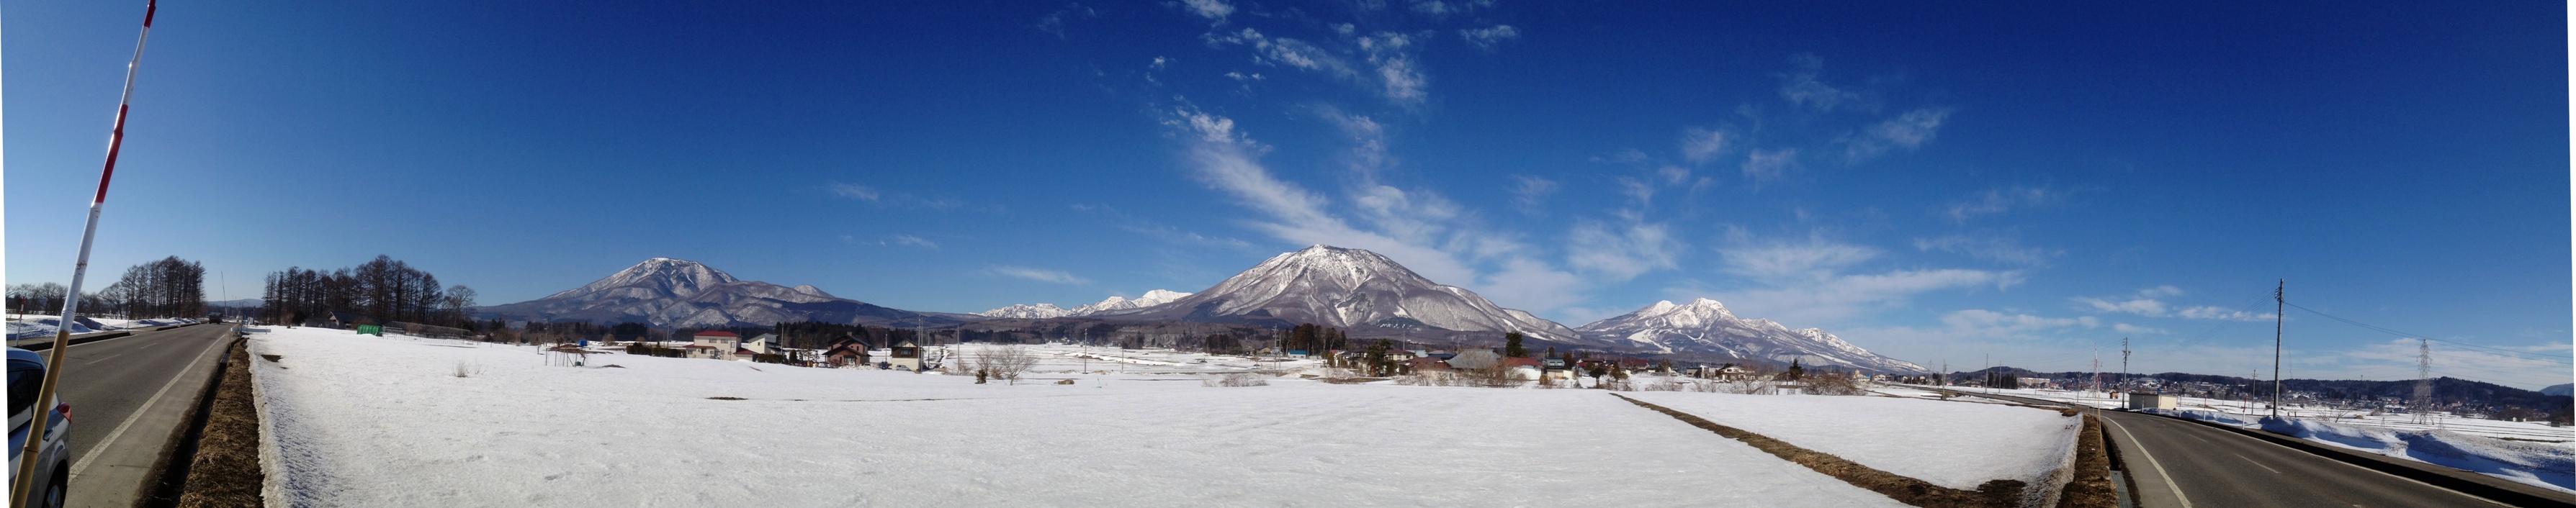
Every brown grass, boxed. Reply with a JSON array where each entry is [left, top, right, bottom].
[[1611, 394, 2024, 508], [2053, 414, 2117, 508], [176, 339, 265, 508]]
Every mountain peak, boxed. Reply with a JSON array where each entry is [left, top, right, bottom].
[[1098, 245, 1576, 341], [1576, 299, 1922, 373]]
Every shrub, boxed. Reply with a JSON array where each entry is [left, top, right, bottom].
[[1203, 372, 1270, 387]]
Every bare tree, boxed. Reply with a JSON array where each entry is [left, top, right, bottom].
[[977, 344, 1038, 385]]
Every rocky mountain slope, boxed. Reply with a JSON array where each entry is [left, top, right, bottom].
[[475, 258, 964, 328], [1576, 298, 1926, 373], [977, 289, 1194, 319]]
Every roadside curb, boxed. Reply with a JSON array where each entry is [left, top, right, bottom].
[[9, 330, 134, 350], [2127, 409, 2574, 508]]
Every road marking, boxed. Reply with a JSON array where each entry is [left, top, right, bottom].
[[2156, 409, 2515, 507], [82, 346, 143, 365], [2234, 453, 2281, 473], [66, 331, 223, 479], [2104, 416, 2195, 508]]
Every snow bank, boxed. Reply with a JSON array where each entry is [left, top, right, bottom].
[[248, 327, 1917, 507], [2145, 408, 2259, 427], [2260, 417, 2574, 493], [1623, 391, 2081, 494]]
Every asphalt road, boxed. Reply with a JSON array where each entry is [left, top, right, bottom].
[[37, 323, 235, 508]]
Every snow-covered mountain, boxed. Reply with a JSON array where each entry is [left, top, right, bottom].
[[476, 258, 965, 328], [1090, 245, 1577, 340], [976, 290, 1194, 319], [1576, 298, 1926, 373], [2545, 384, 2573, 396]]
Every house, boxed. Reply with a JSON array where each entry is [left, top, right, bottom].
[[823, 337, 872, 368], [741, 333, 781, 355], [687, 331, 742, 360], [1384, 349, 1418, 362], [1404, 357, 1453, 373], [887, 340, 925, 371], [1446, 350, 1502, 370]]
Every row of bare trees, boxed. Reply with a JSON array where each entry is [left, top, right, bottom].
[[7, 256, 207, 319], [261, 255, 475, 327]]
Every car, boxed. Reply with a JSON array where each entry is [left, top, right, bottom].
[[8, 347, 71, 508]]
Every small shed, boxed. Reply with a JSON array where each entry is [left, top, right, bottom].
[[2125, 393, 2177, 410]]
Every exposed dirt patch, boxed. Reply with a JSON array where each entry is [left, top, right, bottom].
[[1611, 394, 2023, 508], [706, 396, 748, 400], [176, 340, 264, 507], [2054, 414, 2117, 508], [259, 354, 282, 363]]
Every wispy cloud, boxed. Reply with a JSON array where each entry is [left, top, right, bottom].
[[1945, 186, 2055, 222], [1180, 0, 1233, 22], [1072, 203, 1254, 249], [892, 235, 938, 249], [1777, 53, 1868, 113], [827, 181, 967, 210], [1684, 235, 2019, 324], [1681, 127, 1734, 164], [1741, 148, 1800, 184], [1912, 234, 2059, 266], [1844, 107, 1955, 161], [2112, 323, 2166, 335], [1507, 175, 1557, 216], [2073, 286, 2275, 321], [1356, 32, 1427, 106], [987, 266, 1090, 285], [1569, 219, 1679, 281], [1458, 24, 1520, 52], [1036, 3, 1098, 38]]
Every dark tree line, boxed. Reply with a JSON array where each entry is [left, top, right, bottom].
[[98, 256, 208, 319], [262, 255, 474, 327], [1280, 323, 1347, 353], [9, 257, 206, 319]]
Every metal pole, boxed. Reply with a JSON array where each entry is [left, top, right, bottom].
[[2272, 279, 2284, 419], [14, 2, 156, 504]]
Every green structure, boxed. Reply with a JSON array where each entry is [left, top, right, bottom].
[[356, 325, 382, 337]]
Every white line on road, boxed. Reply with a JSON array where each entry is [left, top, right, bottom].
[[2234, 453, 2281, 474], [66, 332, 225, 479], [2106, 416, 2195, 508]]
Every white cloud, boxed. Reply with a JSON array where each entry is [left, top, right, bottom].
[[1410, 0, 1493, 17], [892, 235, 938, 249], [1777, 53, 1865, 112], [1689, 237, 2018, 324], [1507, 175, 1557, 216], [1357, 32, 1428, 106], [1911, 235, 2058, 266], [1568, 219, 1679, 281], [1844, 107, 1954, 161], [1945, 186, 2056, 222], [1741, 148, 1799, 183], [1163, 108, 1592, 313], [1211, 28, 1356, 78], [1458, 24, 1520, 52], [827, 182, 966, 210], [1681, 127, 1733, 164], [987, 266, 1090, 285], [2073, 286, 2274, 321], [2112, 323, 2166, 335], [1181, 0, 1234, 21]]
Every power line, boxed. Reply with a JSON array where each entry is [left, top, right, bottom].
[[2284, 302, 2572, 364]]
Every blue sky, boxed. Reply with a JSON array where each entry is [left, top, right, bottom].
[[8, 1, 2569, 387]]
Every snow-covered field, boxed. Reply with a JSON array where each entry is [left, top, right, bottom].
[[246, 328, 2086, 507], [1621, 391, 2080, 497]]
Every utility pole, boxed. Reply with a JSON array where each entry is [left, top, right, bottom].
[[2271, 279, 2285, 419], [2091, 346, 2101, 396], [2120, 337, 2130, 394]]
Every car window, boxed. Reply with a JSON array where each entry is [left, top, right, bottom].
[[6, 359, 40, 417]]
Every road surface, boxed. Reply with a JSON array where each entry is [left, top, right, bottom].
[[40, 323, 234, 508]]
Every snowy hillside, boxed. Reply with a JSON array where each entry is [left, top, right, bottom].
[[474, 258, 964, 328], [1577, 299, 1927, 373], [977, 289, 1195, 319], [1090, 245, 1577, 340]]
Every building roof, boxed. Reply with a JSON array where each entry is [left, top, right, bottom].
[[681, 345, 717, 349], [693, 331, 740, 337], [1503, 358, 1543, 368]]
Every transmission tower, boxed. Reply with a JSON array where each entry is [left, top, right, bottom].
[[2412, 338, 2434, 425], [2120, 337, 2131, 394]]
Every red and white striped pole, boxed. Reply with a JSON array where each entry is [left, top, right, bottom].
[[13, 1, 158, 504]]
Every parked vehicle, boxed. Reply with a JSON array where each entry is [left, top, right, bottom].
[[8, 347, 71, 508]]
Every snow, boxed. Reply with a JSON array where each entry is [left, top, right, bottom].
[[1620, 391, 2082, 497], [242, 327, 2018, 507], [6, 315, 199, 340]]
